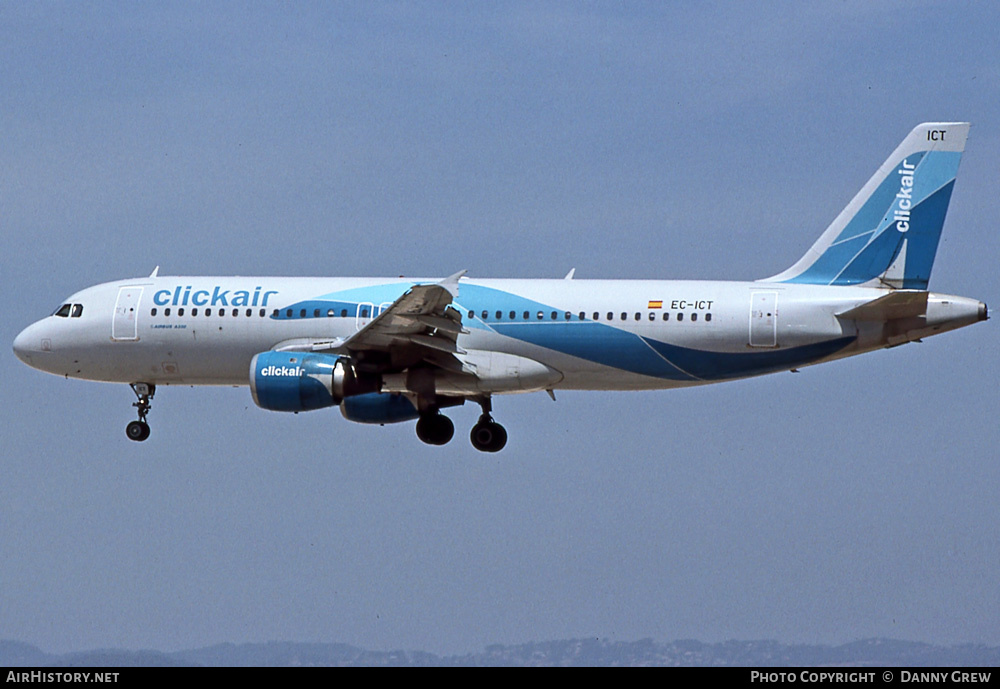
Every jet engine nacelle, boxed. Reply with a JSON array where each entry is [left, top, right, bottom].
[[250, 351, 373, 412], [340, 393, 420, 425]]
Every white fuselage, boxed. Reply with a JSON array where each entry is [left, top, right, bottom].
[[12, 276, 986, 393]]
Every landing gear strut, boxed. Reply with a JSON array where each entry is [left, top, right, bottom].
[[126, 383, 155, 442], [413, 397, 508, 452], [470, 397, 507, 453], [416, 412, 454, 446]]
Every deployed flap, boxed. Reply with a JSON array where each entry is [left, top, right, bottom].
[[836, 290, 928, 321]]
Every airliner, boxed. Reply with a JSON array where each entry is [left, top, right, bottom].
[[12, 123, 987, 452]]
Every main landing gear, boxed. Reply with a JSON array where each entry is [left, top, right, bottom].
[[125, 383, 155, 442], [470, 415, 507, 453], [469, 396, 507, 453], [415, 412, 454, 446], [415, 397, 508, 453]]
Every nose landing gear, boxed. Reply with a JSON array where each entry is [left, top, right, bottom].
[[126, 383, 155, 442]]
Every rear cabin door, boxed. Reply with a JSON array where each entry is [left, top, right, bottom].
[[749, 291, 778, 348]]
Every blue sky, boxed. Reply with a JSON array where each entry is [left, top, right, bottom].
[[2, 2, 998, 655]]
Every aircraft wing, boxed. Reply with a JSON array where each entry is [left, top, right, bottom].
[[339, 270, 467, 353], [272, 270, 472, 373]]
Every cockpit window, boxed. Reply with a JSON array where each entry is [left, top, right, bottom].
[[71, 304, 83, 317], [54, 304, 71, 317]]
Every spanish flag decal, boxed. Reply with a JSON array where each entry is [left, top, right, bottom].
[[647, 300, 663, 309]]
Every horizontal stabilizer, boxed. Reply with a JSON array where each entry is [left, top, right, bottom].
[[836, 290, 928, 321]]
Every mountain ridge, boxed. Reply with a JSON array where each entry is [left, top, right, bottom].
[[3, 638, 998, 667]]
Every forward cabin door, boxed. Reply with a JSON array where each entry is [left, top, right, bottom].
[[112, 286, 143, 341]]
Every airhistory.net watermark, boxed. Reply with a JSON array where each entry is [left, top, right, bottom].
[[6, 672, 119, 683]]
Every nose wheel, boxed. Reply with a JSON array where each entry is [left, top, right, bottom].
[[126, 420, 150, 442], [126, 383, 155, 442]]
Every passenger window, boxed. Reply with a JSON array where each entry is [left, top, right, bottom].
[[300, 309, 307, 318], [71, 304, 83, 317], [482, 310, 489, 319], [247, 309, 253, 317], [663, 313, 669, 321], [314, 309, 320, 318], [496, 310, 502, 320], [509, 311, 516, 319], [151, 308, 158, 317], [286, 309, 292, 318], [233, 309, 238, 317], [550, 311, 557, 320], [468, 310, 475, 319], [341, 309, 348, 317], [327, 309, 334, 317], [691, 313, 698, 322], [54, 304, 71, 317], [648, 312, 655, 321], [261, 309, 267, 317], [677, 312, 684, 321], [634, 312, 640, 321], [206, 308, 213, 317], [705, 313, 712, 322], [164, 308, 171, 316], [191, 308, 198, 316], [564, 312, 571, 320], [537, 311, 544, 320], [607, 312, 613, 321], [178, 308, 185, 316], [620, 312, 627, 321], [524, 311, 530, 319]]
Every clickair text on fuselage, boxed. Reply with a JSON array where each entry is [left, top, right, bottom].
[[153, 286, 279, 307]]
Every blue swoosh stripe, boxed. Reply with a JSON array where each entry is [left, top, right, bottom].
[[270, 282, 857, 382]]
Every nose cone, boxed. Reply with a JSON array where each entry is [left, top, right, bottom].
[[13, 321, 47, 367], [13, 325, 33, 365]]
